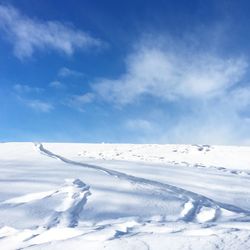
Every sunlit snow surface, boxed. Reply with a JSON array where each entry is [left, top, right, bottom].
[[1, 142, 250, 249]]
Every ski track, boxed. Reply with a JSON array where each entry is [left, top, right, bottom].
[[37, 143, 250, 223]]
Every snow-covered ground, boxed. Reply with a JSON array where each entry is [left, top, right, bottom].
[[1, 142, 250, 249]]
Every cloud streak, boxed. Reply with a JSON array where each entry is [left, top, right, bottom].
[[13, 84, 43, 93], [25, 99, 53, 112], [92, 47, 247, 105], [67, 93, 95, 111], [58, 67, 85, 78], [13, 84, 53, 112], [0, 4, 102, 59], [49, 81, 64, 89], [125, 119, 155, 131]]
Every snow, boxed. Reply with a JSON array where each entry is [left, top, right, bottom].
[[180, 201, 194, 218], [2, 191, 56, 205], [196, 207, 217, 223], [0, 142, 250, 249]]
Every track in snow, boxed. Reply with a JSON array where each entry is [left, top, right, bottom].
[[37, 143, 250, 223]]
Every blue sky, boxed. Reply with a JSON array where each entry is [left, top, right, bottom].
[[1, 0, 250, 144]]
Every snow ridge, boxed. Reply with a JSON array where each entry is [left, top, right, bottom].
[[45, 178, 91, 228], [2, 178, 90, 229]]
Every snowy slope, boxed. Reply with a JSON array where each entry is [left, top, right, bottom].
[[0, 142, 250, 249]]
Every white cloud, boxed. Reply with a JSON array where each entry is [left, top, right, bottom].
[[158, 100, 250, 145], [122, 85, 250, 145], [164, 120, 237, 145], [58, 67, 84, 78], [23, 100, 54, 113], [13, 84, 43, 93], [13, 85, 53, 112], [125, 119, 154, 131], [49, 81, 63, 88], [68, 93, 95, 111], [93, 47, 247, 105], [0, 4, 101, 59], [227, 87, 250, 111], [73, 93, 94, 104], [89, 37, 250, 145]]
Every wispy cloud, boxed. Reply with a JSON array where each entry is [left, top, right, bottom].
[[0, 4, 102, 59], [13, 84, 43, 93], [227, 87, 250, 111], [25, 99, 53, 112], [15, 96, 53, 113], [13, 84, 53, 112], [125, 119, 154, 131], [67, 93, 95, 111], [157, 96, 250, 145], [49, 81, 64, 89], [58, 67, 84, 78], [92, 46, 247, 105], [89, 36, 250, 145]]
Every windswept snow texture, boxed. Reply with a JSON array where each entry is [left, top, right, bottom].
[[1, 143, 250, 249]]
